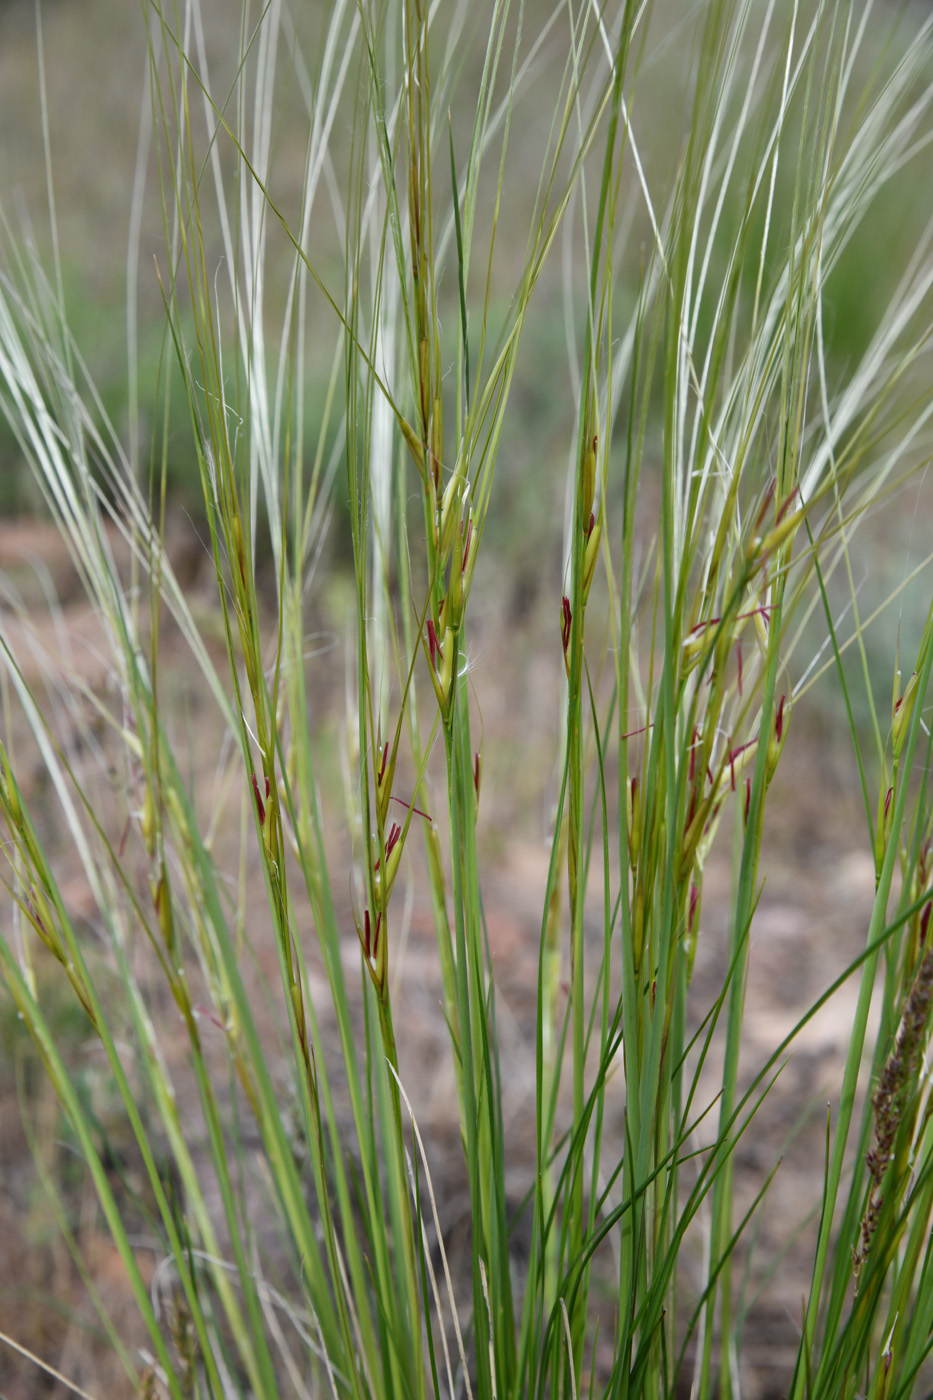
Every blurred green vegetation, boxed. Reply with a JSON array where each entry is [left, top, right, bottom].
[[1, 0, 931, 733], [1, 0, 928, 528]]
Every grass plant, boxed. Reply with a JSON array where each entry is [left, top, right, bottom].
[[3, 0, 933, 1395]]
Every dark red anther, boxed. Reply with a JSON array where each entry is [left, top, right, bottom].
[[251, 772, 270, 825], [194, 1004, 225, 1030], [921, 900, 932, 946], [728, 740, 753, 791], [427, 619, 442, 668], [688, 883, 700, 933], [375, 823, 402, 871], [462, 515, 473, 571], [561, 596, 572, 655], [753, 479, 776, 532], [688, 726, 700, 783], [776, 485, 799, 525], [26, 892, 47, 938], [775, 693, 786, 742], [689, 604, 775, 637], [744, 778, 752, 825]]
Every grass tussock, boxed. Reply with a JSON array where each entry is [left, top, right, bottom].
[[3, 0, 933, 1396]]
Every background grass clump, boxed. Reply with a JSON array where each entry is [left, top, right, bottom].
[[3, 0, 933, 1397]]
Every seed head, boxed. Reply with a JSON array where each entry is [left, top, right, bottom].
[[855, 939, 933, 1286], [375, 740, 397, 827], [357, 907, 386, 994], [892, 670, 919, 758], [251, 771, 270, 826], [875, 783, 895, 874], [582, 512, 602, 605], [582, 433, 597, 525], [626, 775, 641, 869], [920, 900, 932, 947], [439, 470, 464, 559], [426, 619, 454, 714], [765, 694, 789, 782], [373, 821, 405, 906]]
